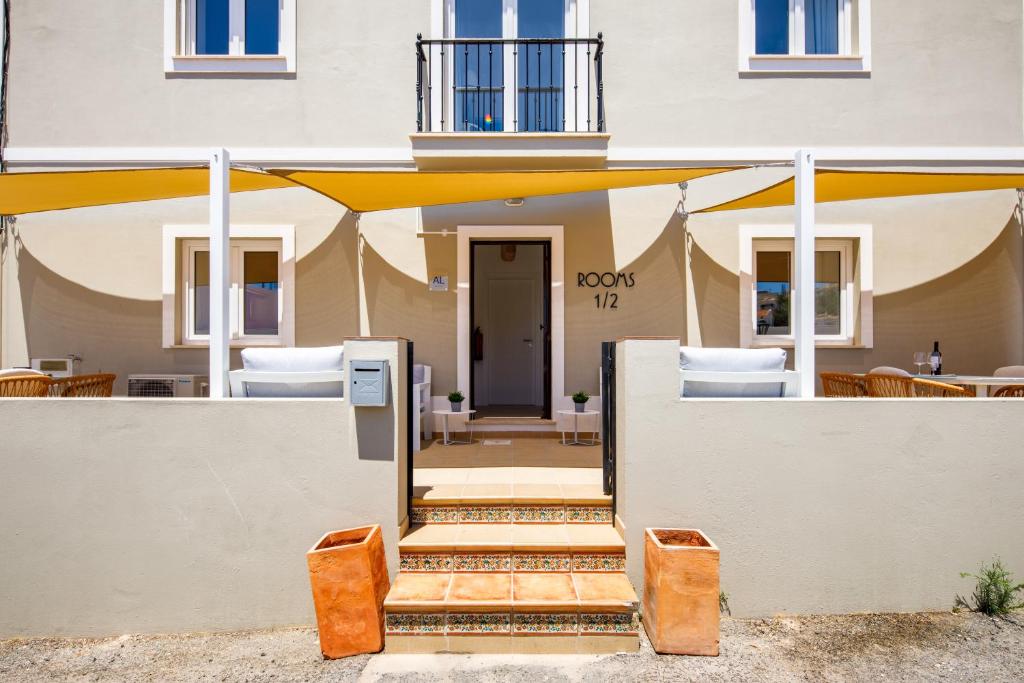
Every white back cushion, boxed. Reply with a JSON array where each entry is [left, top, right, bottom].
[[413, 364, 427, 385], [239, 345, 344, 397], [994, 365, 1024, 377], [0, 368, 46, 378], [868, 366, 911, 377], [680, 346, 787, 398]]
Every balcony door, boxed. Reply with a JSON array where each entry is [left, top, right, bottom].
[[448, 0, 576, 133]]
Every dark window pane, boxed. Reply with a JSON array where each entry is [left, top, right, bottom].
[[455, 0, 502, 38], [805, 0, 839, 55], [245, 0, 280, 55], [196, 0, 230, 55], [518, 0, 564, 39], [243, 251, 279, 336], [815, 250, 842, 335], [755, 0, 789, 55], [193, 250, 210, 336], [756, 251, 791, 335]]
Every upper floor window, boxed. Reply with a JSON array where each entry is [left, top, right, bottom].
[[164, 0, 296, 74], [739, 0, 871, 73]]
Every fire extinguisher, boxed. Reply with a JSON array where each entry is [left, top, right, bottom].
[[473, 326, 484, 361]]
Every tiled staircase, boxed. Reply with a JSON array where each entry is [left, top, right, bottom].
[[384, 481, 639, 654]]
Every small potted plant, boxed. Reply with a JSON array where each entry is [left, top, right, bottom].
[[572, 390, 590, 413], [448, 390, 465, 412]]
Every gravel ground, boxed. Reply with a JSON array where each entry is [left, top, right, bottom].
[[2, 612, 1022, 682]]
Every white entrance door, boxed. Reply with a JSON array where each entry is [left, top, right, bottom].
[[487, 278, 538, 405]]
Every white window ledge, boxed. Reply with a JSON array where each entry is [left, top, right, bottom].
[[743, 55, 868, 74], [168, 55, 293, 75]]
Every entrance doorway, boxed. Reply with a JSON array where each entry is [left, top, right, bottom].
[[470, 241, 552, 418]]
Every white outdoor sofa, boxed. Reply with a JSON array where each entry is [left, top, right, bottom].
[[229, 345, 432, 451], [679, 346, 799, 398], [229, 345, 346, 398]]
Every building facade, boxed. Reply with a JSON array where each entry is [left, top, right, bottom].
[[3, 0, 1024, 411]]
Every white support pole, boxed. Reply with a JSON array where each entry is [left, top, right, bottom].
[[209, 148, 231, 398], [794, 149, 816, 397]]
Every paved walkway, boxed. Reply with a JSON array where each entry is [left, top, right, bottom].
[[3, 612, 1023, 682]]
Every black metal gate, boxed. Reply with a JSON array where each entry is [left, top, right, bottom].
[[600, 341, 616, 502], [406, 341, 415, 518]]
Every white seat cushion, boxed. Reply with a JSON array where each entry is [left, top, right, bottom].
[[0, 368, 46, 378], [239, 346, 344, 398], [413, 364, 427, 385], [680, 346, 788, 398]]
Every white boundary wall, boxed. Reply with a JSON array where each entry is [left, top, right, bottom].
[[0, 339, 408, 638], [616, 338, 1024, 617]]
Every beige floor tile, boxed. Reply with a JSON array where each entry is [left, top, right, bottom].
[[412, 484, 465, 503], [458, 483, 513, 502], [575, 635, 640, 654], [553, 468, 604, 485], [559, 484, 612, 504], [512, 573, 578, 603], [455, 524, 513, 547], [510, 635, 579, 654], [399, 524, 460, 550], [413, 468, 471, 486], [565, 525, 625, 550], [385, 573, 452, 603], [447, 573, 512, 603], [384, 635, 449, 653], [511, 483, 563, 503], [510, 524, 570, 550], [572, 573, 638, 604], [465, 467, 516, 484]]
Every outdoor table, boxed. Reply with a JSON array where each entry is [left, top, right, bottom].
[[857, 374, 1024, 397], [557, 409, 600, 446], [432, 409, 476, 445]]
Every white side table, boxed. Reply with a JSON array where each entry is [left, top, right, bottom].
[[433, 409, 476, 445], [557, 409, 600, 446]]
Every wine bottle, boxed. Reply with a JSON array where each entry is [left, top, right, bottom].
[[929, 341, 942, 375]]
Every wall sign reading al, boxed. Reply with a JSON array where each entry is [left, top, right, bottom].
[[429, 273, 449, 292], [578, 271, 635, 310]]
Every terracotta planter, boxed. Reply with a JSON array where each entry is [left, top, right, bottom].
[[643, 528, 719, 656], [307, 525, 390, 659]]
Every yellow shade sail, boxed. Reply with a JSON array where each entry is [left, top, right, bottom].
[[697, 170, 1024, 213], [268, 167, 737, 213], [0, 167, 294, 215]]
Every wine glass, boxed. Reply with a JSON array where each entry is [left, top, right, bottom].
[[913, 351, 928, 375]]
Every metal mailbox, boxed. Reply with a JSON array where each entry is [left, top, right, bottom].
[[348, 360, 390, 407]]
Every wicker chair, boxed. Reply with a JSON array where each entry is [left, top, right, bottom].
[[820, 372, 867, 397], [864, 373, 914, 397], [993, 385, 1024, 397], [0, 374, 54, 397], [50, 373, 116, 397], [911, 377, 971, 398]]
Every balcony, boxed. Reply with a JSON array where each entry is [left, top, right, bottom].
[[413, 35, 607, 169]]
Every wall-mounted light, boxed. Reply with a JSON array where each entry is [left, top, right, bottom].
[[504, 197, 525, 207], [500, 244, 518, 262]]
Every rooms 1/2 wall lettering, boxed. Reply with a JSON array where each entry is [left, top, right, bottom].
[[577, 271, 636, 310]]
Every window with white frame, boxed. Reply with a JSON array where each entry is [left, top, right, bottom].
[[739, 225, 873, 348], [181, 239, 287, 345], [738, 0, 870, 73], [164, 0, 296, 73]]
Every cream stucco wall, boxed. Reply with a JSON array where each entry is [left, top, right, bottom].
[[616, 338, 1024, 617], [0, 337, 410, 639], [7, 2, 1023, 148]]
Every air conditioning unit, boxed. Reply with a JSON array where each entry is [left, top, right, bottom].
[[127, 374, 209, 398]]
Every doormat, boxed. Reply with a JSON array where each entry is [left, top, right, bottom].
[[481, 439, 512, 446]]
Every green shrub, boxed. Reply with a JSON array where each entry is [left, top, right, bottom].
[[447, 390, 465, 403], [572, 391, 590, 404], [955, 558, 1024, 616], [719, 591, 731, 616]]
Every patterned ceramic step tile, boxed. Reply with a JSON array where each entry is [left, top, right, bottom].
[[459, 506, 513, 523], [410, 506, 459, 524], [512, 506, 566, 524], [571, 553, 626, 572], [578, 612, 639, 635], [399, 553, 454, 572], [446, 612, 512, 634], [453, 552, 512, 572], [512, 553, 572, 572], [565, 506, 613, 524], [385, 612, 446, 635], [512, 612, 579, 635]]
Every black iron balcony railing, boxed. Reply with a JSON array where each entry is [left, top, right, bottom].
[[416, 34, 604, 134]]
